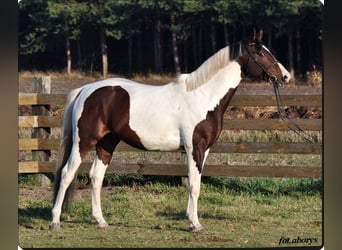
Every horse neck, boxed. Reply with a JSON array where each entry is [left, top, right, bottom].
[[189, 61, 242, 107]]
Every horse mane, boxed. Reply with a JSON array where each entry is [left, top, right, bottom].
[[175, 42, 242, 91]]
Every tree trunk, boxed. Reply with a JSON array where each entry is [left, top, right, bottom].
[[232, 25, 236, 44], [315, 37, 322, 68], [100, 25, 108, 78], [287, 27, 295, 80], [153, 30, 159, 73], [183, 43, 188, 72], [128, 37, 133, 76], [154, 15, 162, 74], [198, 24, 203, 64], [223, 24, 229, 46], [267, 27, 272, 49], [307, 34, 313, 69], [296, 25, 301, 75], [210, 18, 216, 53], [90, 51, 95, 75], [192, 26, 198, 67], [137, 34, 143, 74], [77, 38, 82, 71], [242, 26, 246, 39], [170, 13, 181, 74], [66, 37, 71, 75]]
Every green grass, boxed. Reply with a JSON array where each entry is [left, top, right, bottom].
[[18, 174, 40, 187], [19, 178, 322, 248]]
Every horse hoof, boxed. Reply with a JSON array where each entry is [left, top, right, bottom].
[[49, 223, 61, 230], [189, 223, 204, 233], [97, 223, 109, 229]]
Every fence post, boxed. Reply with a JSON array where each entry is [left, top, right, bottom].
[[31, 76, 53, 186]]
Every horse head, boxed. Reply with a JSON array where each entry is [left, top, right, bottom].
[[238, 27, 291, 85]]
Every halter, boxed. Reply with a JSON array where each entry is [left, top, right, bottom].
[[243, 42, 281, 87]]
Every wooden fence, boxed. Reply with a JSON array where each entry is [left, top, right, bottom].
[[18, 81, 322, 179]]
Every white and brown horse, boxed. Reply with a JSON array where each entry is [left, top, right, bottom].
[[50, 28, 290, 231]]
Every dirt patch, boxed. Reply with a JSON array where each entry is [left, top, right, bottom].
[[19, 186, 53, 201]]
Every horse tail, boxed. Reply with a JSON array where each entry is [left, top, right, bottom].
[[53, 87, 83, 210]]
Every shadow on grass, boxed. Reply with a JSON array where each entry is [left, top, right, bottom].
[[18, 206, 51, 226], [19, 205, 97, 228], [19, 207, 51, 221], [155, 210, 234, 221], [155, 210, 186, 221]]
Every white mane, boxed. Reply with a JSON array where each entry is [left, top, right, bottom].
[[175, 45, 238, 91]]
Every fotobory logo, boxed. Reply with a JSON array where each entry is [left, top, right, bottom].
[[279, 236, 319, 246]]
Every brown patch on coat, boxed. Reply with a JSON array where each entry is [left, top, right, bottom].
[[192, 88, 237, 173], [77, 86, 145, 164]]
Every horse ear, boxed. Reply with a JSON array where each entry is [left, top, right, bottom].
[[256, 28, 263, 42]]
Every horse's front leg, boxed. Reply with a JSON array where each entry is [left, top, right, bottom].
[[89, 154, 109, 229], [186, 148, 210, 232]]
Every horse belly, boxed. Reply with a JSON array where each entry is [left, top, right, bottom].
[[129, 105, 182, 151], [132, 120, 181, 151]]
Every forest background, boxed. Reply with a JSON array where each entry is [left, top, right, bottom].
[[18, 0, 323, 80]]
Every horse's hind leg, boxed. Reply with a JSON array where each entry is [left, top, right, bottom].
[[89, 155, 109, 228], [50, 146, 82, 230], [90, 133, 119, 228]]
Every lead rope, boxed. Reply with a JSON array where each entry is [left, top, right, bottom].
[[272, 80, 322, 146], [243, 42, 321, 146]]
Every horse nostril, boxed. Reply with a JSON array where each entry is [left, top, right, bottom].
[[282, 75, 289, 82]]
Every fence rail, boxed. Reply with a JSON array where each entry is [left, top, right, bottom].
[[19, 139, 321, 154], [18, 115, 321, 131], [18, 161, 321, 178], [18, 87, 322, 179], [19, 93, 322, 106]]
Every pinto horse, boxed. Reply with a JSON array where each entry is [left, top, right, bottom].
[[50, 28, 290, 231]]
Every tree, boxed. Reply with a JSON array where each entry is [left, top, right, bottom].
[[18, 0, 323, 78], [165, 0, 209, 73], [87, 0, 143, 77], [47, 0, 88, 74], [19, 0, 51, 56], [262, 0, 322, 78], [86, 1, 108, 78], [296, 0, 323, 73], [270, 0, 302, 79], [138, 0, 166, 74]]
